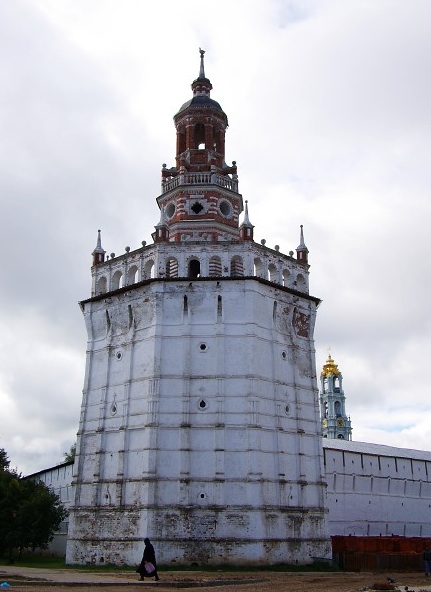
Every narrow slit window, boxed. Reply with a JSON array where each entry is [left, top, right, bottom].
[[217, 295, 222, 318]]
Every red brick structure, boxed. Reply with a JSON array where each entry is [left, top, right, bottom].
[[332, 536, 431, 571]]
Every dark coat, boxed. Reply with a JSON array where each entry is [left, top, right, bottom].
[[137, 540, 158, 577], [143, 541, 157, 567]]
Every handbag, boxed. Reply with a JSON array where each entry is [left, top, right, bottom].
[[144, 561, 155, 575]]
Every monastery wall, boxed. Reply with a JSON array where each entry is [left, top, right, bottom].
[[323, 439, 431, 537], [28, 462, 73, 554], [30, 438, 431, 558]]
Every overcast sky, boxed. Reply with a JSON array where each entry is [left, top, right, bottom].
[[1, 0, 430, 475]]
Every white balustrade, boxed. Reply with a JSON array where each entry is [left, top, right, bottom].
[[162, 172, 238, 193]]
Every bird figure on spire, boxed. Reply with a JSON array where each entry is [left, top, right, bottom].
[[199, 47, 206, 78]]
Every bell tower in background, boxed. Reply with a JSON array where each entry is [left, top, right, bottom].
[[319, 353, 352, 440]]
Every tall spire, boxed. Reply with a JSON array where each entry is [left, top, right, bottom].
[[299, 224, 306, 248], [191, 48, 212, 97], [92, 229, 105, 266], [243, 200, 250, 225], [199, 47, 206, 79], [296, 224, 309, 265]]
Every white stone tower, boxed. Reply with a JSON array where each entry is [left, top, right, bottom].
[[319, 353, 352, 440], [66, 51, 330, 566]]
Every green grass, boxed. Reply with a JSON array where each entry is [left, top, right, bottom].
[[0, 555, 133, 571], [0, 554, 67, 569]]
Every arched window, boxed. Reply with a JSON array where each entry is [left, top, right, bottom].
[[144, 260, 155, 279], [188, 259, 201, 279], [127, 265, 138, 285], [166, 257, 179, 278], [177, 129, 186, 154], [334, 401, 341, 417], [111, 270, 123, 291], [230, 256, 243, 277], [96, 276, 107, 295], [268, 263, 277, 283], [209, 256, 222, 277], [295, 273, 307, 292], [194, 123, 205, 149], [334, 376, 340, 392], [282, 269, 290, 287], [254, 257, 264, 278]]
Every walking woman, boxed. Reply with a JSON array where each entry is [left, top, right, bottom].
[[137, 538, 160, 581]]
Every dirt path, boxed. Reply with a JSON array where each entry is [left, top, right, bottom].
[[1, 569, 431, 592]]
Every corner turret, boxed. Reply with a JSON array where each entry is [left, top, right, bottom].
[[153, 206, 169, 243], [239, 200, 254, 241], [296, 224, 309, 265], [92, 230, 105, 267]]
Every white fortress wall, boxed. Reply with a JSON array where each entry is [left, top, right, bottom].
[[323, 439, 431, 537], [28, 438, 431, 558]]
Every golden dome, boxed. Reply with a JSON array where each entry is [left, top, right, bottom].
[[321, 353, 341, 377]]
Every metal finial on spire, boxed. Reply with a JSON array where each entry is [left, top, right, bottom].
[[199, 48, 206, 79], [93, 229, 104, 254], [243, 200, 250, 224], [299, 224, 305, 247], [296, 224, 309, 263], [297, 224, 308, 251]]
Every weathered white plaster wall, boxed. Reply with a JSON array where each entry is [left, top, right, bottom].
[[66, 243, 330, 566], [323, 439, 431, 537], [30, 439, 431, 558]]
